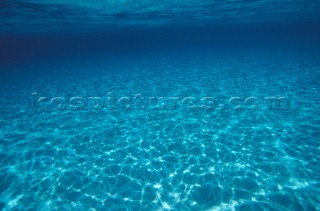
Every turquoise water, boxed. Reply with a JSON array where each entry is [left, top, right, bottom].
[[1, 1, 320, 210]]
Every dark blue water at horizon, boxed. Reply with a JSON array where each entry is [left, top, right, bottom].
[[1, 1, 320, 210]]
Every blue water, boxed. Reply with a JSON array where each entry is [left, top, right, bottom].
[[1, 1, 320, 210]]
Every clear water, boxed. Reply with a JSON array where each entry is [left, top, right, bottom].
[[1, 1, 320, 210]]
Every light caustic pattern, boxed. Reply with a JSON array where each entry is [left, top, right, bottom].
[[0, 52, 320, 210]]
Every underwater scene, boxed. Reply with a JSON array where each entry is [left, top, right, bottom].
[[0, 0, 320, 210]]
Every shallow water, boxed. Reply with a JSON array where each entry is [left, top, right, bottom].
[[1, 1, 320, 210]]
